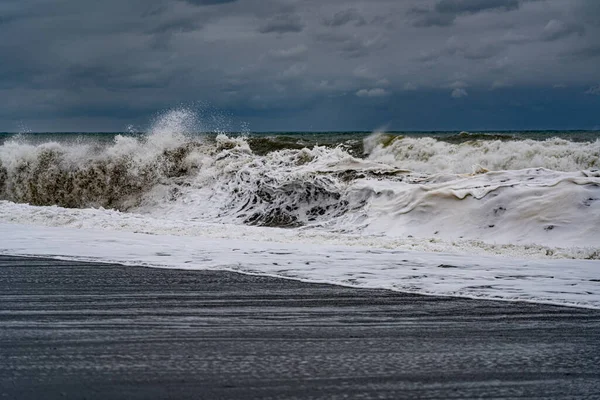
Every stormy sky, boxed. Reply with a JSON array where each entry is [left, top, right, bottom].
[[1, 0, 599, 132]]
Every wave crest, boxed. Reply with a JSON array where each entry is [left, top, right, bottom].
[[364, 133, 600, 173], [0, 139, 203, 209], [1, 122, 599, 251]]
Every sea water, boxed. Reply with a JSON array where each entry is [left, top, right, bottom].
[[1, 109, 599, 308]]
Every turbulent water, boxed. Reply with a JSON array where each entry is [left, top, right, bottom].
[[1, 110, 599, 308]]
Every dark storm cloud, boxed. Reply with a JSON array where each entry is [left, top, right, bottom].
[[435, 0, 520, 14], [339, 36, 387, 58], [407, 8, 455, 27], [540, 20, 585, 42], [568, 45, 600, 59], [268, 45, 308, 60], [0, 15, 20, 25], [576, 0, 600, 26], [409, 0, 521, 27], [322, 8, 366, 27], [180, 0, 238, 5], [314, 32, 387, 58], [0, 0, 599, 131], [417, 39, 504, 62], [258, 13, 304, 34], [586, 84, 600, 95], [147, 17, 203, 34]]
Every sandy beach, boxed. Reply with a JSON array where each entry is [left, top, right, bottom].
[[1, 255, 599, 399]]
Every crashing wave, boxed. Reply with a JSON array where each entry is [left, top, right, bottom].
[[0, 114, 599, 251], [364, 132, 600, 173]]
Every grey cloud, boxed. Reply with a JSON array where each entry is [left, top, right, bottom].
[[339, 38, 382, 58], [0, 14, 21, 26], [313, 31, 347, 43], [179, 0, 238, 6], [451, 88, 468, 98], [541, 19, 585, 42], [501, 31, 531, 44], [316, 32, 387, 58], [585, 84, 600, 95], [435, 0, 519, 14], [409, 8, 455, 27], [465, 47, 501, 60], [565, 45, 600, 60], [279, 63, 307, 80], [268, 45, 308, 60], [417, 39, 504, 62], [459, 43, 504, 60], [258, 13, 304, 34], [1, 0, 600, 131], [66, 64, 177, 90], [448, 81, 468, 89], [575, 0, 600, 26], [323, 8, 366, 27], [356, 88, 389, 97], [353, 66, 377, 80], [147, 17, 203, 34], [491, 80, 513, 89], [410, 0, 522, 27], [369, 15, 396, 30]]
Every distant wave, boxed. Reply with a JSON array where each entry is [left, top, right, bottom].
[[364, 132, 600, 173]]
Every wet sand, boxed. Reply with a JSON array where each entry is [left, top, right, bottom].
[[1, 255, 599, 399]]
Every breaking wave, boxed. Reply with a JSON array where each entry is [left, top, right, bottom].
[[364, 132, 600, 174], [0, 109, 599, 253]]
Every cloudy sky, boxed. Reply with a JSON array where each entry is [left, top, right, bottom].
[[1, 0, 599, 132]]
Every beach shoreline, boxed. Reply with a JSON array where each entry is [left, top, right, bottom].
[[1, 255, 599, 399]]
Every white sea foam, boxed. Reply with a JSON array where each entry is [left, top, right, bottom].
[[2, 200, 598, 260], [1, 221, 598, 309], [1, 128, 599, 249], [1, 111, 599, 308], [364, 133, 600, 173]]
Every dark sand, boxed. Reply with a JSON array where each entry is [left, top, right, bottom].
[[1, 255, 599, 399]]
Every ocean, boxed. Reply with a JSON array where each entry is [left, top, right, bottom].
[[1, 109, 599, 308]]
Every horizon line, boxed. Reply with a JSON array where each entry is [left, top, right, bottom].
[[1, 129, 599, 134]]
